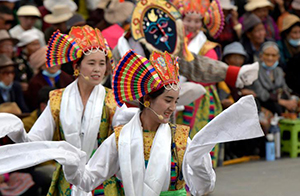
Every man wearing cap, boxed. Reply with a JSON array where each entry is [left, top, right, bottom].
[[43, 4, 74, 43], [14, 29, 41, 92], [9, 5, 46, 47], [39, 0, 78, 31], [0, 54, 29, 113]]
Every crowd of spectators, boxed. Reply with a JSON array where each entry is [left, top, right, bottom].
[[0, 0, 300, 195]]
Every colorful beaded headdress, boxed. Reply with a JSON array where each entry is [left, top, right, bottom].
[[46, 25, 113, 68], [112, 50, 180, 106], [172, 0, 224, 39]]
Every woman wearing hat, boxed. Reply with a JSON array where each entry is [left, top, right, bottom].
[[239, 0, 280, 41], [25, 46, 73, 111], [9, 5, 46, 47], [240, 13, 269, 64], [0, 25, 122, 195], [277, 14, 300, 69], [246, 41, 298, 115], [0, 49, 264, 196]]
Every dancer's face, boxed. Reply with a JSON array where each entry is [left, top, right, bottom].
[[149, 86, 179, 124], [183, 12, 202, 40], [77, 51, 107, 86]]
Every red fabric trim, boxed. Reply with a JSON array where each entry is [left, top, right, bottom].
[[225, 66, 240, 87]]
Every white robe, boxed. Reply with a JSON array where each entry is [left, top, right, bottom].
[[0, 79, 106, 196], [0, 95, 264, 196]]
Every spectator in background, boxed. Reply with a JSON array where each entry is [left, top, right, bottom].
[[9, 5, 46, 46], [291, 0, 300, 17], [277, 14, 300, 70], [0, 0, 16, 10], [97, 0, 134, 49], [38, 0, 78, 31], [241, 13, 268, 64], [221, 42, 256, 103], [0, 5, 14, 30], [239, 0, 280, 41], [0, 54, 29, 113], [25, 46, 73, 111], [217, 0, 242, 48], [14, 29, 41, 92], [269, 0, 286, 22], [66, 13, 86, 30], [23, 86, 55, 131], [43, 5, 75, 77], [0, 29, 18, 59], [43, 4, 74, 43], [247, 41, 297, 115]]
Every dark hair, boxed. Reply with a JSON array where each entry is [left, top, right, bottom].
[[139, 87, 165, 111], [281, 22, 300, 38], [0, 5, 13, 15], [38, 86, 55, 104]]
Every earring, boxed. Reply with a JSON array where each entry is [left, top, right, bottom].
[[73, 69, 79, 77], [144, 101, 150, 108]]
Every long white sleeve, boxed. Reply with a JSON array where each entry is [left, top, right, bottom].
[[63, 133, 120, 192], [1, 102, 56, 143], [183, 138, 216, 196], [182, 95, 264, 196], [27, 103, 55, 141]]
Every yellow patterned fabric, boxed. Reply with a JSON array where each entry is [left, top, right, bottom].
[[114, 123, 189, 191], [199, 41, 220, 57], [48, 87, 120, 196]]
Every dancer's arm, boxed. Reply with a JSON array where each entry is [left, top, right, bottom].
[[1, 103, 56, 143], [63, 133, 120, 192]]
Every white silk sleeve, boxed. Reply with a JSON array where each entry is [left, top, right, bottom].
[[63, 133, 120, 192], [182, 95, 264, 196], [182, 138, 216, 196], [27, 103, 55, 142], [0, 102, 55, 143]]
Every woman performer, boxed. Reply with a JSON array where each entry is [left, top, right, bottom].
[[0, 25, 121, 196], [0, 50, 264, 196]]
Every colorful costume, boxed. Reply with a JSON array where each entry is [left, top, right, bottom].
[[0, 50, 264, 196], [0, 25, 121, 196], [114, 0, 259, 90], [173, 0, 225, 167]]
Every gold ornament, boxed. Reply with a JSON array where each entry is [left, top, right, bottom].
[[73, 69, 80, 77], [144, 101, 150, 108]]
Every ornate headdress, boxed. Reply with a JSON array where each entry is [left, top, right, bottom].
[[172, 0, 224, 39], [46, 25, 113, 68], [112, 50, 180, 106]]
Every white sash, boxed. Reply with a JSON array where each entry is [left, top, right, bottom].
[[118, 112, 171, 196], [60, 79, 105, 162], [187, 31, 207, 55]]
